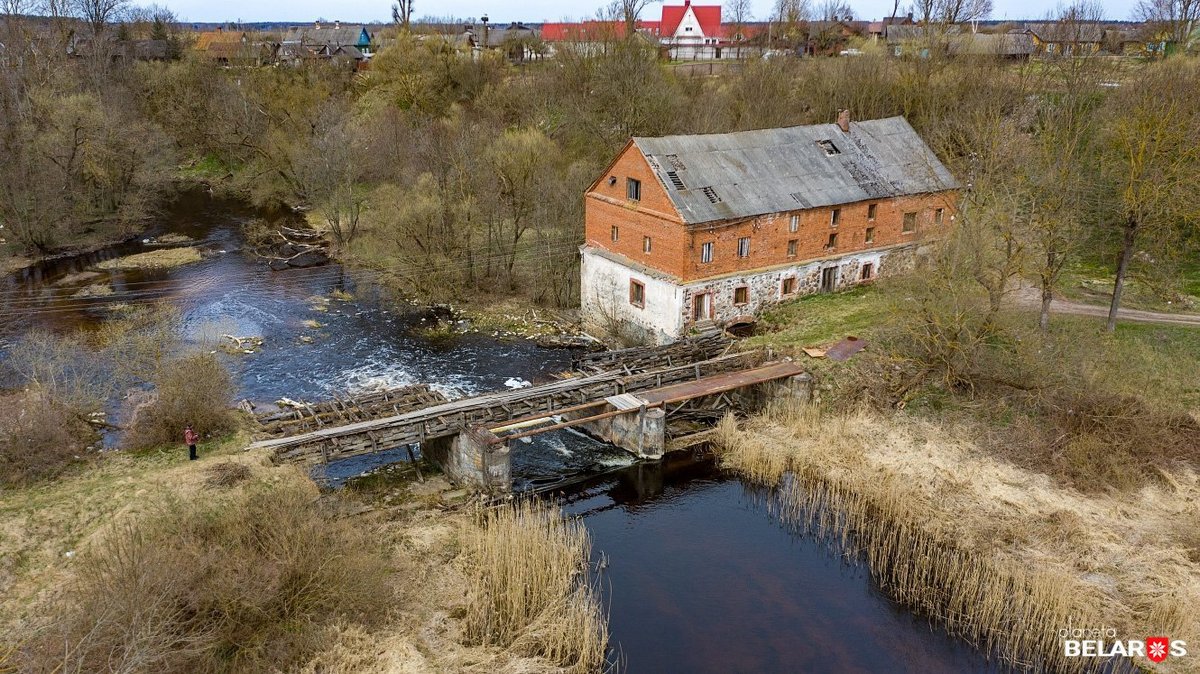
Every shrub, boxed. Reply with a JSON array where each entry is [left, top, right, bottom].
[[0, 392, 93, 486], [126, 351, 238, 449], [24, 479, 391, 673]]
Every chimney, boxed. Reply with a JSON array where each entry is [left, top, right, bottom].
[[836, 109, 851, 133]]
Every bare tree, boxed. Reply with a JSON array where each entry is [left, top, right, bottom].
[[772, 0, 811, 48], [391, 0, 413, 31], [610, 0, 661, 39], [1022, 1, 1107, 331], [72, 0, 127, 35], [913, 0, 992, 28], [1133, 0, 1200, 48], [725, 0, 752, 57], [1099, 62, 1200, 331]]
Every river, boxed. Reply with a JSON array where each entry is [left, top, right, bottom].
[[0, 192, 1007, 672]]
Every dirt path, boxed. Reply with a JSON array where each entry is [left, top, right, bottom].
[[1013, 285, 1200, 327]]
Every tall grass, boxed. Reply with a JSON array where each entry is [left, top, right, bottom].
[[462, 501, 608, 673], [23, 478, 391, 673], [714, 405, 1103, 674]]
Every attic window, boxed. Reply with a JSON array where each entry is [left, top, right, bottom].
[[701, 186, 721, 204], [666, 171, 686, 190], [817, 140, 841, 156]]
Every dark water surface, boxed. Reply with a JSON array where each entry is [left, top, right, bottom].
[[562, 455, 1010, 674]]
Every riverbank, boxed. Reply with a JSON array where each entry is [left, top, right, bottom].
[[714, 404, 1199, 672], [731, 282, 1200, 672], [0, 437, 605, 672]]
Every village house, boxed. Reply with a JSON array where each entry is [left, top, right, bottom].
[[579, 113, 958, 345], [658, 0, 723, 59], [280, 20, 374, 66]]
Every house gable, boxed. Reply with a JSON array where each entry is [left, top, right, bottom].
[[586, 141, 682, 223], [660, 2, 721, 40]]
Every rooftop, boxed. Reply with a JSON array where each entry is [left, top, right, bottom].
[[631, 116, 958, 224]]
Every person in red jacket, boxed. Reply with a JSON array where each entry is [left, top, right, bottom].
[[184, 424, 199, 461]]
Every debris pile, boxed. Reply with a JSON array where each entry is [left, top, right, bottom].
[[260, 226, 331, 270]]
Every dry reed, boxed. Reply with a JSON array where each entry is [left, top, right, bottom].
[[462, 500, 608, 673], [714, 404, 1108, 674]]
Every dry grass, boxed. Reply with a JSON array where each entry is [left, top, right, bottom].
[[20, 477, 392, 673], [461, 501, 608, 673], [1, 438, 611, 674], [94, 246, 203, 270], [204, 461, 251, 488], [714, 402, 1200, 673]]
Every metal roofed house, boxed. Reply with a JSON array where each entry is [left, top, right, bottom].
[[580, 113, 959, 344]]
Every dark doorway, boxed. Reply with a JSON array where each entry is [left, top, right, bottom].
[[692, 292, 711, 321], [820, 267, 838, 293]]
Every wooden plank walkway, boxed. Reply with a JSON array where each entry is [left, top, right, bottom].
[[251, 350, 765, 463], [635, 361, 805, 405]]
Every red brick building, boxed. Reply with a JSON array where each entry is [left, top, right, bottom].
[[580, 113, 959, 344]]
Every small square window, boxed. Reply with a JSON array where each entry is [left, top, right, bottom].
[[787, 239, 798, 257], [629, 279, 645, 308], [830, 209, 840, 227], [737, 237, 750, 258], [865, 227, 875, 244], [611, 225, 619, 242], [643, 236, 652, 253], [826, 232, 838, 249], [867, 203, 877, 221], [935, 208, 944, 225], [626, 178, 641, 201], [782, 277, 797, 295], [734, 286, 749, 305], [903, 212, 916, 233], [789, 214, 799, 232], [700, 241, 713, 264]]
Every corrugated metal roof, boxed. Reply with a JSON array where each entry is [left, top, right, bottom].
[[632, 116, 958, 225]]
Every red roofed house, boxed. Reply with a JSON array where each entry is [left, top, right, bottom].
[[539, 20, 661, 55], [659, 0, 724, 59]]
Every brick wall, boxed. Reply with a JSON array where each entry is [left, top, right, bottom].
[[584, 142, 959, 284], [584, 142, 689, 278], [681, 192, 957, 282]]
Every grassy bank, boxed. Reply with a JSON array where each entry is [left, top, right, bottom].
[[714, 405, 1199, 673], [732, 282, 1200, 672], [0, 436, 607, 672]]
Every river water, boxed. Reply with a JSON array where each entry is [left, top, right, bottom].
[[0, 193, 1006, 672]]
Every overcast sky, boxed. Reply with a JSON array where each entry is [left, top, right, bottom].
[[164, 0, 1141, 25]]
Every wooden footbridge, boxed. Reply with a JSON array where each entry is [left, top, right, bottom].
[[247, 333, 810, 491]]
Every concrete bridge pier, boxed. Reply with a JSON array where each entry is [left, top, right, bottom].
[[770, 372, 814, 404], [573, 396, 666, 460], [422, 426, 511, 492]]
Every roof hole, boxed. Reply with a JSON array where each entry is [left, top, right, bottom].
[[701, 186, 721, 203], [665, 154, 687, 171], [666, 171, 686, 190], [817, 140, 841, 156]]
